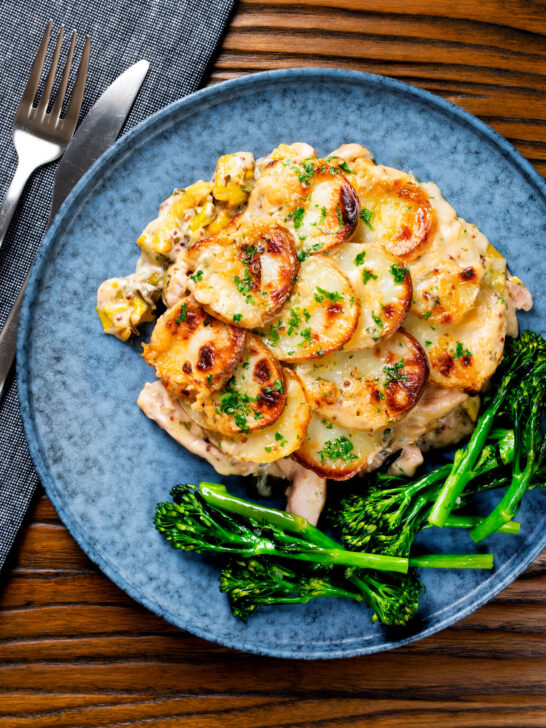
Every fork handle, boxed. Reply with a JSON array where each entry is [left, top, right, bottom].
[[0, 273, 27, 400], [0, 157, 37, 253]]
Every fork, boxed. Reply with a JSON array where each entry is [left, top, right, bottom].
[[0, 21, 90, 252], [0, 22, 89, 399]]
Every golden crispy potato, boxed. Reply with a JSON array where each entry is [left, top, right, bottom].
[[295, 329, 429, 431], [293, 412, 382, 480], [257, 255, 359, 362], [244, 158, 359, 256], [142, 296, 246, 399], [352, 159, 435, 261], [408, 183, 490, 324], [208, 368, 311, 463], [331, 242, 412, 349], [188, 334, 286, 435], [187, 218, 298, 329], [404, 271, 507, 391]]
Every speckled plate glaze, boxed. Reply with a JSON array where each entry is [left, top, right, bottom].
[[17, 69, 546, 659]]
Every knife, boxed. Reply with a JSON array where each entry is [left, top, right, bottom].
[[0, 60, 149, 399]]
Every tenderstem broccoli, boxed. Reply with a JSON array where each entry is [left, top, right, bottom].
[[428, 331, 546, 527], [327, 428, 517, 558], [155, 482, 493, 626], [154, 482, 409, 573]]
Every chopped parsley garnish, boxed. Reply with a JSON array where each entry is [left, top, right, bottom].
[[422, 311, 432, 319], [267, 320, 283, 346], [234, 272, 255, 304], [383, 359, 408, 386], [322, 418, 334, 430], [390, 264, 409, 284], [336, 202, 344, 227], [299, 327, 312, 347], [354, 250, 366, 266], [275, 431, 287, 446], [315, 286, 344, 303], [297, 242, 324, 262], [203, 316, 213, 326], [318, 206, 327, 226], [362, 269, 378, 285], [190, 269, 203, 282], [287, 307, 301, 335], [453, 342, 472, 359], [359, 208, 374, 230], [339, 161, 352, 174], [176, 303, 187, 324], [206, 374, 213, 385], [273, 379, 284, 393], [216, 379, 259, 433], [233, 313, 242, 322], [372, 313, 383, 328], [289, 206, 305, 229], [318, 436, 358, 463], [243, 244, 258, 258], [296, 159, 315, 186], [424, 340, 432, 347]]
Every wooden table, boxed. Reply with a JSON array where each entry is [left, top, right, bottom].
[[1, 2, 545, 725]]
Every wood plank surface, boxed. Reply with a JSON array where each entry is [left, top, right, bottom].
[[1, 2, 545, 726]]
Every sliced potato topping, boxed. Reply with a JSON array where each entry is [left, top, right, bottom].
[[208, 368, 311, 463], [295, 329, 429, 432], [188, 334, 287, 435], [293, 412, 383, 480], [142, 296, 246, 400], [408, 184, 489, 324], [331, 242, 411, 349], [244, 158, 359, 256], [137, 181, 214, 259], [405, 274, 507, 391], [212, 152, 255, 209], [187, 219, 299, 328], [352, 158, 435, 261], [258, 256, 359, 362]]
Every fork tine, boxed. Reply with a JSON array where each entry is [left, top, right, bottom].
[[63, 35, 90, 130], [20, 20, 52, 107], [36, 24, 64, 113], [50, 29, 76, 119]]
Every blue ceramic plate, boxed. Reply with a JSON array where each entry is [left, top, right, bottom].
[[18, 69, 546, 659]]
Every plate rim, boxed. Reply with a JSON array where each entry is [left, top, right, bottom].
[[16, 67, 546, 659]]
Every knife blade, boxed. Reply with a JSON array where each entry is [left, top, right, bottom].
[[0, 59, 149, 399], [49, 59, 149, 222]]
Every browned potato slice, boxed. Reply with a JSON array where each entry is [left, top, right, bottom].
[[295, 329, 429, 431], [187, 219, 298, 328], [293, 413, 383, 480], [352, 158, 435, 261], [258, 256, 359, 362], [244, 158, 359, 256], [142, 296, 246, 400], [331, 243, 412, 349], [208, 368, 311, 463], [404, 276, 507, 391], [188, 334, 286, 435]]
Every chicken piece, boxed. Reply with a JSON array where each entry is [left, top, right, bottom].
[[389, 382, 470, 446], [277, 459, 327, 526], [137, 381, 259, 477], [389, 445, 424, 476]]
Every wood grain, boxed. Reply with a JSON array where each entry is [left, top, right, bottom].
[[1, 2, 545, 725]]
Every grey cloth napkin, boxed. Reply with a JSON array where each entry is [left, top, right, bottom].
[[0, 0, 235, 571]]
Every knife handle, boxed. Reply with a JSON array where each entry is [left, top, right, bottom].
[[0, 274, 27, 400]]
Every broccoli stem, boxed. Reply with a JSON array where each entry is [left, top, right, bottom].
[[200, 482, 409, 573], [470, 415, 543, 542], [428, 383, 511, 527], [409, 554, 494, 569], [427, 514, 520, 535]]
